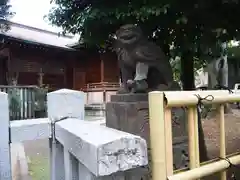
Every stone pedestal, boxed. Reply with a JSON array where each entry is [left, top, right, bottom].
[[106, 94, 189, 178]]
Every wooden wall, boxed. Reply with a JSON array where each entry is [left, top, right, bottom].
[[7, 45, 81, 90], [0, 43, 119, 91], [72, 51, 119, 90], [85, 54, 101, 83], [101, 52, 119, 82]]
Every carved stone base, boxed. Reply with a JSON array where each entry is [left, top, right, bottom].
[[106, 94, 189, 179]]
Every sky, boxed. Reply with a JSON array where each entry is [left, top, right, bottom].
[[9, 0, 63, 33]]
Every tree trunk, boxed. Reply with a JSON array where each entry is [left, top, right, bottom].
[[181, 52, 195, 90], [198, 109, 209, 162], [181, 51, 209, 162]]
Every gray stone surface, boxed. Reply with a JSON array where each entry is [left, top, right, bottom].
[[111, 94, 148, 102], [47, 89, 85, 120], [10, 118, 50, 143], [0, 92, 12, 180], [106, 94, 188, 179], [55, 118, 148, 176], [47, 88, 86, 180]]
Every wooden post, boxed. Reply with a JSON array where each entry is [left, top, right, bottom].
[[164, 108, 173, 175], [219, 104, 227, 180], [187, 106, 201, 179], [0, 92, 12, 180], [47, 89, 85, 180], [38, 68, 44, 87], [100, 55, 104, 83], [100, 56, 106, 103]]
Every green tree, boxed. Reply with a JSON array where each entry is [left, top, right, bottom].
[[48, 0, 240, 90], [0, 0, 12, 18], [0, 0, 14, 32]]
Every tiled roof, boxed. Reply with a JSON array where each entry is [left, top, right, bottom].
[[0, 20, 79, 50]]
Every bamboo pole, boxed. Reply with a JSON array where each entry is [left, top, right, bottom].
[[168, 154, 240, 180], [219, 104, 227, 180], [174, 152, 240, 174], [164, 108, 173, 175], [194, 107, 200, 167], [164, 93, 240, 107], [165, 90, 231, 97], [187, 107, 199, 169], [148, 91, 167, 180]]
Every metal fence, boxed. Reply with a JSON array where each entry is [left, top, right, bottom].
[[0, 85, 47, 120]]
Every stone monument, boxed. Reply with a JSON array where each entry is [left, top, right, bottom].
[[106, 24, 188, 179]]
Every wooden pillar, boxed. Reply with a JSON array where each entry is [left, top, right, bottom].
[[6, 49, 19, 85], [6, 48, 10, 85], [100, 55, 106, 103], [38, 68, 44, 87], [100, 56, 104, 82], [65, 58, 75, 89]]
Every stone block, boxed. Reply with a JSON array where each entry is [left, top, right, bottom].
[[106, 94, 189, 173], [47, 89, 85, 120], [0, 92, 12, 180]]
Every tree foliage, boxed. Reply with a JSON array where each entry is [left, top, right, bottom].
[[48, 0, 240, 89], [0, 0, 13, 19], [49, 0, 240, 54], [0, 0, 14, 32]]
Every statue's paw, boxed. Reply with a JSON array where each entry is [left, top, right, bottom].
[[127, 79, 135, 88], [127, 79, 135, 85], [117, 86, 130, 94], [131, 80, 148, 93]]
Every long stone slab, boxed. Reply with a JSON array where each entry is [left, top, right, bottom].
[[55, 118, 148, 176]]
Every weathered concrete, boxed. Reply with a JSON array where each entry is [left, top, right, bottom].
[[48, 89, 86, 180], [0, 92, 12, 180], [47, 89, 85, 120], [10, 118, 50, 143], [55, 118, 148, 176]]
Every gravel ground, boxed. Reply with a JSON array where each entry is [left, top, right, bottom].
[[24, 139, 49, 158], [23, 139, 50, 180], [202, 109, 240, 158], [201, 109, 240, 179]]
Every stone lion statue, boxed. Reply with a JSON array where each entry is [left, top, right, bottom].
[[114, 24, 180, 93]]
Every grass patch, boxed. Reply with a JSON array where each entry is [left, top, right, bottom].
[[28, 155, 50, 180]]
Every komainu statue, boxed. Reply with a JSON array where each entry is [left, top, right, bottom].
[[114, 24, 179, 94], [207, 55, 228, 89]]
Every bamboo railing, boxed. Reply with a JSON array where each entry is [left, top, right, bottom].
[[148, 90, 240, 180]]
